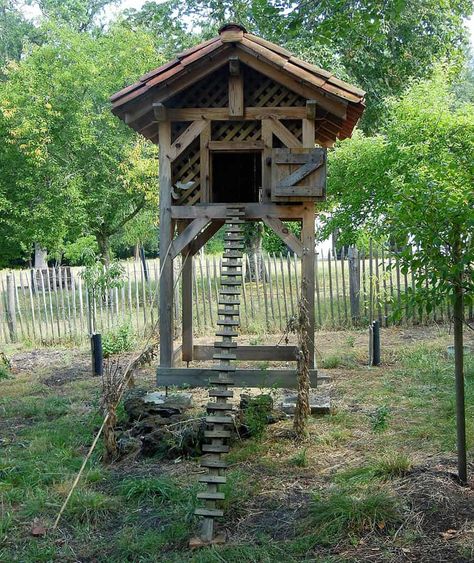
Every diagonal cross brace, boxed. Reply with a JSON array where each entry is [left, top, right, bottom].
[[170, 217, 210, 259], [276, 152, 324, 188]]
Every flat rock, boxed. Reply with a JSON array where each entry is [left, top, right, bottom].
[[280, 393, 331, 415], [124, 390, 192, 421], [144, 391, 193, 409]]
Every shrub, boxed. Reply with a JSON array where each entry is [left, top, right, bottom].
[[102, 324, 135, 358]]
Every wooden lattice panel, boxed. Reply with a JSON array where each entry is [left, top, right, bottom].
[[243, 66, 306, 107], [167, 67, 229, 108], [172, 137, 201, 205], [212, 120, 261, 142]]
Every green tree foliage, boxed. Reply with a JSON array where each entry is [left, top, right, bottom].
[[0, 24, 159, 265], [0, 0, 42, 69], [34, 0, 119, 31], [327, 70, 473, 312]]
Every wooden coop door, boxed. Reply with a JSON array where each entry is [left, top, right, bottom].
[[211, 152, 262, 203], [271, 148, 326, 201]]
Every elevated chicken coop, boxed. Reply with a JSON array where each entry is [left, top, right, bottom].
[[111, 23, 365, 544]]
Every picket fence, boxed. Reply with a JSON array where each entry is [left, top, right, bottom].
[[0, 248, 465, 345]]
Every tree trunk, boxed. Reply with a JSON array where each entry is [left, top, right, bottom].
[[34, 243, 48, 269], [96, 233, 111, 266], [453, 236, 467, 484]]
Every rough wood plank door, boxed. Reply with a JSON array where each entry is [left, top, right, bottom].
[[271, 147, 326, 201]]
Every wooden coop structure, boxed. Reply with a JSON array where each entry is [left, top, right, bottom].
[[111, 23, 364, 543]]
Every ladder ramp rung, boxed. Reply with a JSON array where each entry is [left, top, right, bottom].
[[197, 492, 226, 500], [206, 402, 234, 411], [198, 475, 227, 484], [202, 444, 230, 453], [209, 364, 236, 371], [200, 457, 228, 469], [217, 310, 239, 317], [215, 329, 239, 336], [212, 353, 237, 361], [216, 319, 240, 326], [194, 507, 224, 517], [208, 388, 234, 398], [204, 429, 232, 438], [209, 378, 235, 386], [205, 415, 233, 424]]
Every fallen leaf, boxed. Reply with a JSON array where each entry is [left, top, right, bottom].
[[377, 520, 386, 530], [440, 529, 458, 540]]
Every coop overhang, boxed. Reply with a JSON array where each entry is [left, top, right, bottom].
[[110, 23, 365, 145]]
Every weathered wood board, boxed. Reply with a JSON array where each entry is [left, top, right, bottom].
[[271, 147, 326, 201]]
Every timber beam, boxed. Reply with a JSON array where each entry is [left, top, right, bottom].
[[171, 203, 306, 221], [261, 216, 303, 257], [170, 217, 210, 259], [192, 344, 299, 362]]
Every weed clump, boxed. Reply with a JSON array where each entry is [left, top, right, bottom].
[[368, 405, 391, 432], [309, 486, 401, 544]]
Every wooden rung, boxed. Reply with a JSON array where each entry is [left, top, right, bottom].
[[202, 444, 230, 453], [214, 341, 237, 348], [200, 457, 228, 468], [219, 289, 241, 295], [204, 430, 232, 438], [216, 319, 239, 326], [209, 378, 235, 386], [198, 475, 227, 484], [224, 244, 245, 250], [215, 330, 239, 337], [219, 280, 242, 286], [225, 236, 245, 241], [223, 251, 243, 258], [221, 272, 243, 277], [205, 415, 233, 424], [208, 388, 234, 397], [218, 299, 240, 305], [217, 310, 239, 317], [194, 508, 224, 517], [212, 353, 237, 360], [197, 492, 226, 500], [206, 402, 234, 411], [210, 364, 236, 371]]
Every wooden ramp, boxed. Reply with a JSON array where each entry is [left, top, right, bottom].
[[191, 206, 245, 546]]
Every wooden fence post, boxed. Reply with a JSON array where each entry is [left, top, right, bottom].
[[348, 247, 360, 323], [6, 274, 17, 342]]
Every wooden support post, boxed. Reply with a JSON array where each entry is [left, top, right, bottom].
[[200, 121, 211, 202], [261, 119, 272, 202], [6, 274, 17, 342], [228, 57, 243, 117], [159, 121, 174, 367], [180, 221, 193, 363], [301, 206, 315, 369]]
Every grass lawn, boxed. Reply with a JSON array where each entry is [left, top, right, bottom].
[[0, 325, 473, 562]]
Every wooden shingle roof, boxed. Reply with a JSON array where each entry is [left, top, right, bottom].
[[111, 23, 365, 143]]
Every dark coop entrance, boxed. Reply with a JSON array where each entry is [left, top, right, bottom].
[[211, 152, 262, 203]]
